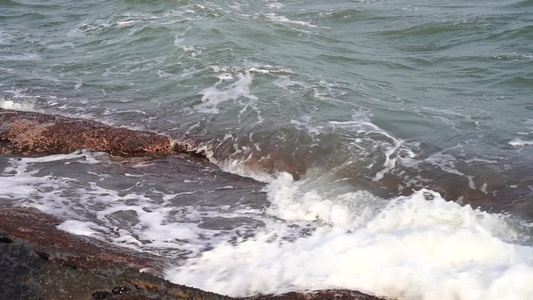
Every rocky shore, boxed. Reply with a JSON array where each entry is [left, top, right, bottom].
[[0, 108, 386, 300], [0, 108, 200, 158], [0, 207, 385, 300], [0, 206, 222, 300], [1, 107, 527, 220]]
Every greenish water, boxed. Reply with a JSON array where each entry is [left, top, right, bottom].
[[1, 0, 533, 299]]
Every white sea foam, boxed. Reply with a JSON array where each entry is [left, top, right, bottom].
[[260, 13, 319, 28], [0, 87, 47, 111], [290, 116, 323, 136], [166, 174, 533, 300], [0, 98, 35, 111], [267, 3, 284, 10], [509, 138, 533, 147], [264, 173, 384, 229], [57, 220, 103, 236], [216, 158, 275, 183], [0, 31, 14, 44], [328, 114, 416, 182], [273, 76, 307, 89], [0, 151, 267, 256], [0, 53, 42, 61], [196, 73, 257, 114], [2, 149, 532, 300]]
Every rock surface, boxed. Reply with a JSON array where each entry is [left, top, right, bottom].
[[0, 207, 386, 300], [0, 108, 200, 157], [0, 206, 232, 300]]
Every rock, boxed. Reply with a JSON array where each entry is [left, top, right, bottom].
[[0, 108, 202, 158], [248, 290, 386, 300], [0, 206, 233, 300]]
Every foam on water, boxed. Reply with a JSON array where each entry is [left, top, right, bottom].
[[166, 174, 533, 299], [215, 157, 275, 183], [6, 150, 532, 299], [57, 220, 103, 236], [196, 72, 257, 114], [264, 173, 384, 229], [260, 13, 320, 28], [509, 138, 533, 147], [0, 97, 36, 111], [0, 151, 268, 257]]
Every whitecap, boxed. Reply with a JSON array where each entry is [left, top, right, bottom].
[[0, 98, 35, 111], [166, 181, 533, 299], [509, 138, 533, 147], [195, 73, 257, 114]]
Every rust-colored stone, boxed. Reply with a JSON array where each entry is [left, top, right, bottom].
[[0, 108, 203, 158]]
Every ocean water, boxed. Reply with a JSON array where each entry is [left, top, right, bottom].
[[1, 0, 533, 299]]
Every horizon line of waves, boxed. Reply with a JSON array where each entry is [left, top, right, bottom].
[[501, 0, 533, 9]]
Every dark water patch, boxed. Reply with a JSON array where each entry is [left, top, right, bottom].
[[0, 0, 20, 6], [106, 210, 141, 228], [0, 11, 46, 20], [94, 154, 268, 209], [501, 0, 533, 9], [486, 24, 533, 42], [198, 217, 265, 231], [496, 76, 533, 87]]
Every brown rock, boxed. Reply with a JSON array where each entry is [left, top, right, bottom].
[[0, 206, 233, 300], [0, 108, 192, 157]]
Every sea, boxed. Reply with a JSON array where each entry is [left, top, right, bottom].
[[1, 0, 532, 299]]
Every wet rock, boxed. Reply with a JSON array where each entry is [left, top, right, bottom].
[[0, 110, 388, 299], [0, 207, 233, 300], [0, 207, 163, 273], [248, 290, 386, 300], [0, 108, 203, 158]]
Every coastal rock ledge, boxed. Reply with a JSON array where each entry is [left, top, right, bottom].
[[0, 108, 198, 157]]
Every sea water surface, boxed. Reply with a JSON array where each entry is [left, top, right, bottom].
[[1, 0, 533, 299]]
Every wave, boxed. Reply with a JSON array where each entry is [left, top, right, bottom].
[[3, 147, 530, 299], [166, 175, 533, 299]]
